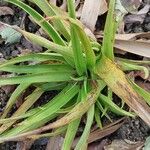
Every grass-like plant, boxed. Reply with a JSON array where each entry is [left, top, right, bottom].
[[0, 0, 150, 149]]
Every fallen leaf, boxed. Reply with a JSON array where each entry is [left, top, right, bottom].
[[96, 32, 150, 57], [137, 4, 150, 15], [72, 118, 125, 148], [120, 0, 141, 13], [0, 6, 14, 16], [76, 3, 83, 18], [46, 135, 64, 150], [114, 39, 150, 58], [80, 0, 108, 31], [115, 32, 150, 40], [124, 4, 150, 24], [96, 32, 150, 41], [88, 118, 125, 144], [104, 139, 143, 150]]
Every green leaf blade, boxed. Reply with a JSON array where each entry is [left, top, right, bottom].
[[1, 83, 79, 138], [62, 119, 80, 150], [70, 25, 86, 76], [75, 105, 95, 150], [1, 64, 74, 74], [1, 83, 30, 119], [101, 0, 116, 60], [100, 94, 135, 117], [31, 0, 70, 41], [0, 72, 73, 86], [6, 0, 65, 45]]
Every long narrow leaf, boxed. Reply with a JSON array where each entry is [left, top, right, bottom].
[[95, 107, 102, 129], [100, 94, 135, 117], [0, 82, 66, 133], [0, 53, 65, 68], [0, 83, 100, 141], [0, 83, 79, 138], [43, 14, 96, 69], [76, 27, 96, 69], [95, 56, 150, 125], [1, 83, 30, 119], [6, 0, 65, 45], [0, 87, 44, 133], [0, 64, 74, 74], [96, 101, 112, 121], [101, 0, 116, 60], [62, 85, 86, 150], [70, 25, 86, 75], [30, 126, 67, 140], [118, 61, 149, 79], [75, 105, 95, 150], [0, 72, 73, 86], [16, 29, 74, 66], [67, 0, 86, 75], [31, 0, 70, 40], [67, 0, 76, 19], [131, 81, 150, 106], [62, 119, 80, 150]]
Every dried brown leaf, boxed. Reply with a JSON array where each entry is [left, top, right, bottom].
[[72, 118, 125, 148], [115, 39, 150, 58], [46, 135, 64, 150], [124, 4, 150, 24], [80, 0, 108, 31], [0, 6, 14, 16], [120, 0, 141, 13], [137, 4, 150, 15], [88, 118, 125, 144], [96, 32, 150, 56], [96, 32, 150, 41], [115, 32, 150, 40], [96, 56, 150, 126]]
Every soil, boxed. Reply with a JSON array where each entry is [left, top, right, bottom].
[[0, 0, 150, 150]]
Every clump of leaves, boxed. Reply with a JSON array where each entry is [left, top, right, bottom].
[[0, 0, 149, 149]]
